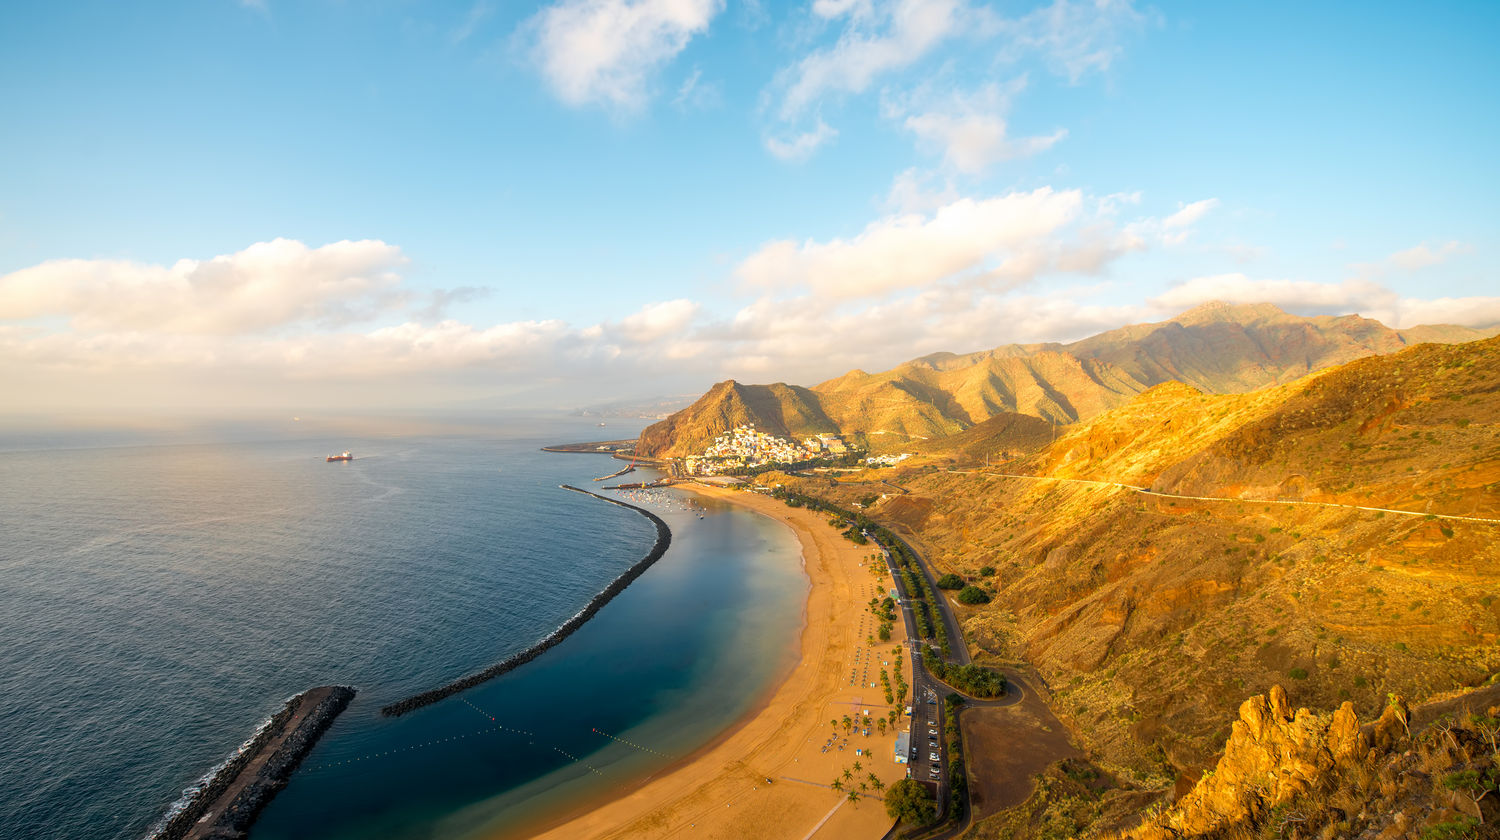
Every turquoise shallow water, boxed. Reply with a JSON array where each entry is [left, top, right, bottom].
[[0, 418, 807, 839]]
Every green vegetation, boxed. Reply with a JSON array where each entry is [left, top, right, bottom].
[[928, 662, 1006, 698], [956, 585, 991, 605], [944, 694, 967, 819], [884, 779, 937, 826], [978, 565, 996, 577], [936, 573, 964, 589]]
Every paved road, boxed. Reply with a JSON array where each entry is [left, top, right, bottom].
[[951, 468, 1500, 525]]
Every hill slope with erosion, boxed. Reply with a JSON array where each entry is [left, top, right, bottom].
[[760, 334, 1500, 836], [637, 302, 1498, 456]]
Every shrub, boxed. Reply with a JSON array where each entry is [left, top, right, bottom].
[[936, 573, 964, 589], [884, 779, 938, 826], [978, 565, 996, 577], [956, 586, 990, 605], [1289, 668, 1309, 680]]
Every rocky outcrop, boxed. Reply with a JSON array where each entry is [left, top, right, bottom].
[[1116, 686, 1479, 840]]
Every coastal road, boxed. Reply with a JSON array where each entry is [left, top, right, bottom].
[[876, 539, 952, 812], [948, 468, 1500, 525], [880, 529, 971, 667]]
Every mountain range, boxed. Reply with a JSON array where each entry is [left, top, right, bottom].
[[636, 301, 1498, 458]]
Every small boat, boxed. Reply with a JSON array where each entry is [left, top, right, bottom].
[[326, 451, 353, 462]]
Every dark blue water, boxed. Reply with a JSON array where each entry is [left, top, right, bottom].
[[0, 419, 807, 840]]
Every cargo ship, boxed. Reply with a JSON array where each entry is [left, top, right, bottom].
[[326, 451, 353, 462]]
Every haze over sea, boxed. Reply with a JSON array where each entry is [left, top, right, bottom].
[[0, 416, 807, 840]]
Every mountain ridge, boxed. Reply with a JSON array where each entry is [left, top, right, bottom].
[[637, 302, 1500, 458]]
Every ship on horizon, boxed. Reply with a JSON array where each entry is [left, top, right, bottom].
[[326, 451, 353, 462]]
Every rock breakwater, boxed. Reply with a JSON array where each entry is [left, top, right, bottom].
[[380, 485, 672, 717], [149, 685, 355, 840]]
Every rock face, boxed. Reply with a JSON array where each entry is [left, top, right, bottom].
[[1120, 686, 1411, 840]]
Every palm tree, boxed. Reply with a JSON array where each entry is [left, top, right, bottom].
[[869, 774, 885, 794], [843, 768, 854, 782], [853, 761, 863, 773], [847, 789, 860, 806], [877, 718, 887, 735], [831, 778, 843, 792]]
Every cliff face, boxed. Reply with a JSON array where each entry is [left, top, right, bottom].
[[1120, 684, 1500, 840], [637, 302, 1499, 457]]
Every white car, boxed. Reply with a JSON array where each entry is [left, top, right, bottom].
[[929, 752, 940, 761]]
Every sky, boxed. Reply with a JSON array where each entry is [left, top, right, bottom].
[[1, 0, 1497, 415]]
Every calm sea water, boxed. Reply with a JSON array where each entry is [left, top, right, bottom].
[[0, 418, 807, 840]]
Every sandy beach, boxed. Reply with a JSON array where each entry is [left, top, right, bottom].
[[513, 483, 913, 840]]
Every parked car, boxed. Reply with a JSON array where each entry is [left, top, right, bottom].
[[929, 752, 940, 761]]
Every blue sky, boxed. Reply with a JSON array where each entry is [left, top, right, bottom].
[[1, 0, 1496, 413]]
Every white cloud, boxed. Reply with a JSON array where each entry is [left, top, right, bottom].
[[776, 0, 966, 120], [1151, 273, 1500, 330], [1161, 198, 1219, 230], [526, 0, 723, 109], [1387, 240, 1467, 271], [671, 67, 721, 109], [736, 188, 1096, 298], [1152, 274, 1380, 314], [764, 119, 838, 160], [883, 168, 959, 214], [452, 1, 493, 44], [998, 0, 1147, 82], [1121, 197, 1218, 247], [811, 0, 875, 20], [0, 238, 408, 335], [611, 298, 700, 343], [891, 81, 1066, 173]]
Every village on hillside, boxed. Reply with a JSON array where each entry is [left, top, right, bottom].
[[684, 425, 847, 476]]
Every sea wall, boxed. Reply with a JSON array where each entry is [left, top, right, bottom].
[[380, 485, 672, 716], [150, 685, 355, 840]]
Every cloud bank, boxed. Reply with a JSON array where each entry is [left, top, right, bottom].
[[4, 221, 1495, 413]]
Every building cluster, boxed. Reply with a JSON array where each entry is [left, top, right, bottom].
[[684, 425, 847, 475], [864, 453, 912, 467]]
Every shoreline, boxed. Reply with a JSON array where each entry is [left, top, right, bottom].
[[381, 485, 671, 717], [507, 482, 909, 840], [490, 486, 810, 840]]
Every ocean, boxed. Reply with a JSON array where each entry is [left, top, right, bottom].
[[0, 417, 808, 839]]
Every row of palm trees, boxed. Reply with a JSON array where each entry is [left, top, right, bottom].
[[830, 762, 887, 805]]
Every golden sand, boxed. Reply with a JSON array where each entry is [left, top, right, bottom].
[[515, 483, 911, 840]]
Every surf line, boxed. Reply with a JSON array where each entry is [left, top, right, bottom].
[[380, 485, 672, 717]]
